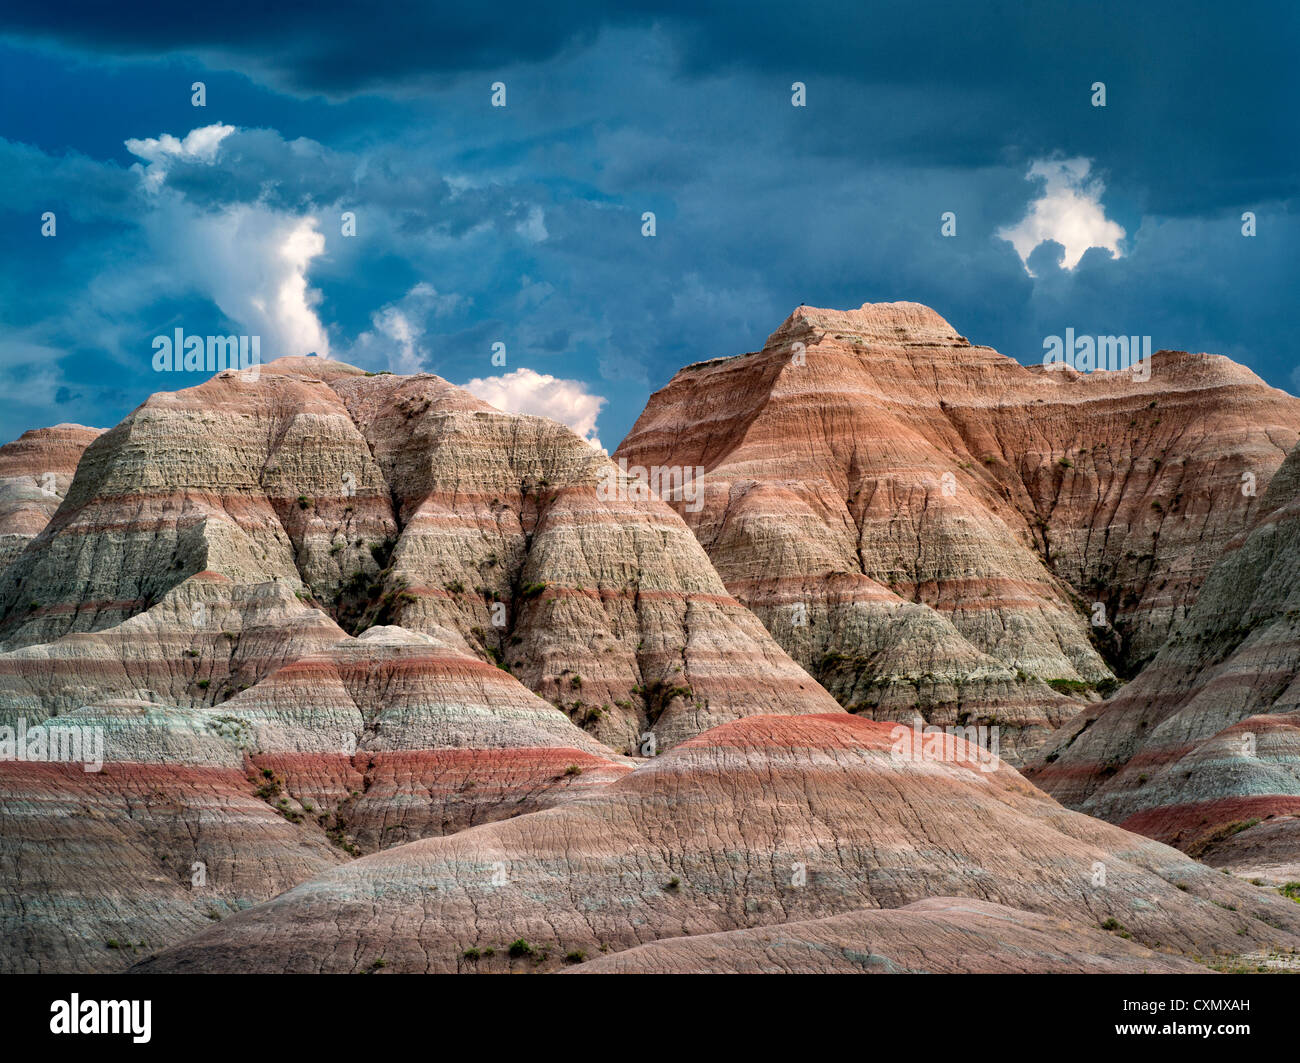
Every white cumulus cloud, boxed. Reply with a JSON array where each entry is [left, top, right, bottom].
[[998, 157, 1125, 274], [143, 201, 331, 357], [122, 125, 332, 358], [462, 367, 606, 451], [125, 123, 236, 191]]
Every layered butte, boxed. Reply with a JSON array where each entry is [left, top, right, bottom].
[[0, 424, 102, 575], [134, 714, 1300, 974], [1030, 441, 1300, 880], [615, 302, 1300, 758], [0, 356, 837, 751], [0, 356, 838, 972]]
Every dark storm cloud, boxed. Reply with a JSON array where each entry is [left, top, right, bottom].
[[0, 4, 1294, 449], [0, 1, 616, 88], [2, 0, 1294, 214]]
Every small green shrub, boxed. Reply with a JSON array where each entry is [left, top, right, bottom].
[[1047, 678, 1091, 695]]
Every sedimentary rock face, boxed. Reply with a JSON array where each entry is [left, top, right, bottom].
[[0, 624, 633, 973], [133, 713, 1300, 974], [1030, 441, 1300, 877], [0, 698, 348, 974], [615, 302, 1300, 758], [561, 898, 1204, 974], [0, 356, 838, 751]]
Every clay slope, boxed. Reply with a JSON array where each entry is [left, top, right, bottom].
[[0, 356, 837, 972], [0, 622, 631, 973], [0, 424, 102, 575], [0, 699, 346, 974], [563, 898, 1201, 973], [206, 624, 633, 852], [135, 714, 1300, 974], [1030, 441, 1300, 876], [615, 302, 1300, 758]]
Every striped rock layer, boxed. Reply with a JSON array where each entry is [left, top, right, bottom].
[[615, 302, 1300, 758], [0, 626, 633, 973], [0, 701, 346, 974], [1030, 440, 1300, 875], [134, 714, 1300, 974], [0, 424, 102, 576], [0, 356, 837, 972], [211, 624, 634, 852]]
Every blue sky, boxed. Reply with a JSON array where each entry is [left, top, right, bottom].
[[0, 1, 1295, 449]]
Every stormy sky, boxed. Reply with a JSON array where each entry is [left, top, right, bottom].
[[0, 1, 1294, 448]]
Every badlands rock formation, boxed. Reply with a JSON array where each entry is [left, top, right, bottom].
[[0, 356, 837, 972], [616, 302, 1300, 758], [1030, 441, 1300, 878], [0, 424, 101, 575], [0, 356, 837, 750], [8, 310, 1300, 976], [208, 624, 633, 850], [135, 714, 1300, 973]]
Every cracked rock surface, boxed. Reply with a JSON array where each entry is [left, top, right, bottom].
[[134, 714, 1300, 974], [561, 897, 1203, 973]]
